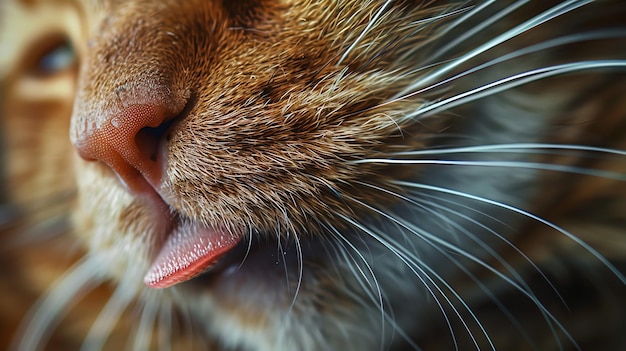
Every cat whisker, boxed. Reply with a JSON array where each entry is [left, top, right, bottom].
[[345, 186, 549, 348], [337, 0, 393, 66], [236, 226, 255, 270], [393, 180, 626, 286], [361, 181, 550, 293], [406, 60, 626, 120], [326, 223, 429, 350], [1, 189, 75, 248], [132, 290, 159, 351], [157, 297, 173, 351], [391, 142, 626, 157], [352, 159, 626, 181], [363, 5, 471, 71], [81, 272, 141, 351], [422, 1, 525, 67], [317, 231, 386, 347], [10, 256, 105, 351], [324, 226, 386, 330], [414, 191, 566, 301], [330, 227, 453, 351], [348, 195, 582, 350], [412, 3, 476, 35], [338, 213, 491, 351], [405, 190, 571, 347], [275, 230, 306, 318], [386, 29, 626, 109], [286, 232, 304, 315], [419, 2, 494, 49], [355, 178, 596, 338], [378, 187, 584, 349], [394, 0, 592, 98]]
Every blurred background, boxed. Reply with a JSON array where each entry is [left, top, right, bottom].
[[0, 0, 83, 348]]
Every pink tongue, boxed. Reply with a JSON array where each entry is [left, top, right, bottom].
[[144, 223, 241, 289]]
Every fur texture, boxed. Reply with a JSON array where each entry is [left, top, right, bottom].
[[2, 0, 626, 350]]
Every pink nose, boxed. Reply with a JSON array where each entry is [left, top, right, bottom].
[[72, 101, 180, 195]]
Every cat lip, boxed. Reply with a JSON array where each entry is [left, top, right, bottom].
[[104, 139, 245, 289]]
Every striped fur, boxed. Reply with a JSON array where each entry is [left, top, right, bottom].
[[2, 1, 625, 350]]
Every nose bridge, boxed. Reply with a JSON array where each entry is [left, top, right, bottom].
[[69, 7, 192, 195]]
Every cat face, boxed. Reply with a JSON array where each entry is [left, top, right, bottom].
[[69, 2, 442, 349], [10, 1, 626, 350]]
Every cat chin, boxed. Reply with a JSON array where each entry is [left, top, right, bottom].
[[166, 238, 423, 351]]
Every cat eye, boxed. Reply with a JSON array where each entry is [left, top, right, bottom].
[[26, 34, 76, 78]]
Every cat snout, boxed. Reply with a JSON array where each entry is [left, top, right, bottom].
[[71, 93, 186, 196]]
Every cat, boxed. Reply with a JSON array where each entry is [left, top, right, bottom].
[[3, 0, 626, 350], [0, 0, 81, 349]]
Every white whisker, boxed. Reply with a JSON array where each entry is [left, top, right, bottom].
[[287, 233, 304, 315], [407, 191, 569, 344], [80, 275, 140, 351], [337, 0, 393, 66], [425, 1, 527, 66], [324, 225, 391, 350], [352, 159, 626, 180], [393, 180, 626, 285], [391, 143, 626, 157], [344, 195, 580, 350], [394, 0, 593, 98], [393, 6, 474, 65], [339, 213, 491, 351], [404, 60, 626, 119], [133, 291, 159, 351], [158, 297, 173, 351], [421, 2, 493, 45], [414, 191, 565, 303], [358, 181, 542, 291], [10, 256, 104, 351], [385, 29, 626, 109]]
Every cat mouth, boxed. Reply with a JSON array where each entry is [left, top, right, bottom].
[[140, 194, 245, 289]]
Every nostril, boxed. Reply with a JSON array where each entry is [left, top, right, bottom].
[[136, 117, 178, 163], [72, 99, 186, 196]]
